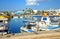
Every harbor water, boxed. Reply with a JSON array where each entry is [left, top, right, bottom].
[[8, 16, 60, 33]]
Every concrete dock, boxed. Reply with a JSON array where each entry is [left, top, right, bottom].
[[0, 31, 60, 39]]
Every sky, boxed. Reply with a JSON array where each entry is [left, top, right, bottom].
[[0, 0, 60, 11]]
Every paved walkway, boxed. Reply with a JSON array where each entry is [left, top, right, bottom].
[[0, 31, 60, 39]]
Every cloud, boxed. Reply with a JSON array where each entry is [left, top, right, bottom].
[[26, 0, 50, 6], [26, 0, 38, 6], [26, 0, 39, 6]]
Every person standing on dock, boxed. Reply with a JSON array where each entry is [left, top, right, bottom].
[[35, 21, 40, 32], [27, 22, 31, 29]]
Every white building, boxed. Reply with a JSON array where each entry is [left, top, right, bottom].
[[33, 10, 37, 14]]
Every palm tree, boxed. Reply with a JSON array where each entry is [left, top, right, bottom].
[[53, 11, 56, 16], [37, 10, 42, 15], [25, 8, 34, 20], [3, 11, 11, 16], [3, 11, 12, 21], [31, 9, 35, 15], [41, 10, 45, 16]]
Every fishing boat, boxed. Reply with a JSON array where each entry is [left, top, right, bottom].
[[0, 15, 8, 35]]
